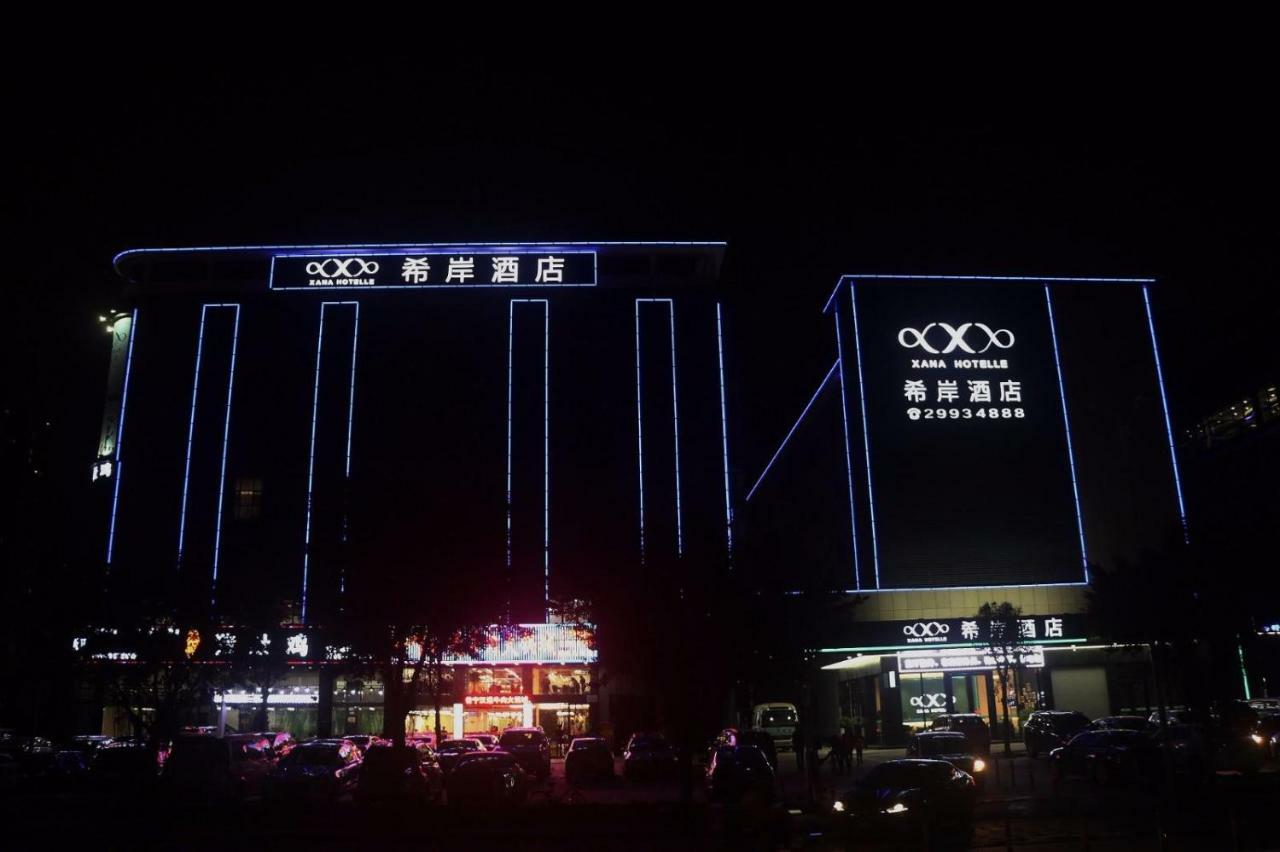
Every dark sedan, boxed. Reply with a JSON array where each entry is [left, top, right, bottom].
[[706, 744, 775, 804], [832, 759, 976, 839], [445, 752, 529, 807], [1050, 729, 1159, 785], [564, 737, 614, 785], [355, 744, 441, 804], [906, 731, 988, 787], [624, 733, 678, 781], [1087, 715, 1155, 733], [1023, 711, 1090, 758], [437, 739, 484, 773], [266, 739, 363, 802], [496, 728, 550, 780]]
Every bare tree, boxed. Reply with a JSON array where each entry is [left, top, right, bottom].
[[977, 601, 1029, 756]]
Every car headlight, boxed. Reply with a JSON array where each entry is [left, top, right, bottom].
[[832, 800, 845, 813], [1250, 734, 1264, 746], [884, 803, 909, 815], [972, 758, 986, 772]]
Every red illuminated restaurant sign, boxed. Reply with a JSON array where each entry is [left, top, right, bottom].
[[464, 695, 527, 708]]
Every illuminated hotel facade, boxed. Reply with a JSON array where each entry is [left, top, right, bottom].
[[739, 275, 1190, 744], [89, 242, 733, 739]]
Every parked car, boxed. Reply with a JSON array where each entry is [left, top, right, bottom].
[[564, 737, 615, 785], [906, 731, 987, 787], [250, 731, 297, 758], [1146, 709, 1202, 727], [706, 744, 776, 804], [1049, 729, 1159, 785], [465, 733, 498, 750], [65, 735, 116, 757], [496, 728, 550, 780], [929, 714, 991, 754], [711, 728, 778, 769], [343, 734, 387, 755], [90, 742, 159, 797], [161, 734, 275, 803], [354, 744, 441, 804], [445, 752, 529, 807], [623, 733, 678, 781], [832, 759, 976, 840], [437, 739, 484, 773], [1086, 715, 1155, 733], [266, 739, 362, 802], [1023, 711, 1090, 758]]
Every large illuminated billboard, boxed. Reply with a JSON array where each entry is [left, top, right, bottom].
[[815, 275, 1185, 592]]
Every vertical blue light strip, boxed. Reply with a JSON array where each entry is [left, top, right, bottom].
[[833, 307, 861, 590], [345, 302, 360, 479], [508, 299, 551, 618], [635, 299, 684, 559], [715, 304, 734, 564], [542, 302, 550, 617], [301, 300, 359, 623], [666, 301, 684, 557], [300, 303, 328, 625], [176, 306, 211, 568], [1142, 286, 1189, 542], [209, 304, 241, 609], [634, 301, 647, 565], [106, 309, 138, 568], [1044, 286, 1090, 581], [847, 282, 881, 587]]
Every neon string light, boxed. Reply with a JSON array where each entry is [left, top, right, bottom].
[[799, 581, 1092, 596], [715, 304, 734, 564], [1142, 286, 1189, 542], [301, 301, 359, 624], [848, 282, 881, 587], [822, 274, 1157, 314], [105, 309, 138, 568], [832, 307, 860, 589], [634, 299, 685, 558], [508, 299, 551, 618], [634, 301, 646, 564], [177, 305, 224, 567], [1044, 286, 1090, 582], [744, 359, 839, 503], [209, 305, 241, 609], [114, 240, 727, 273]]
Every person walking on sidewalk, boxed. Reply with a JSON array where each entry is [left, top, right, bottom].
[[851, 726, 865, 767]]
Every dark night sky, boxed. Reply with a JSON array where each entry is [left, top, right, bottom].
[[11, 49, 1278, 581]]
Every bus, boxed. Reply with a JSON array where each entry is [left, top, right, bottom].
[[752, 703, 799, 752]]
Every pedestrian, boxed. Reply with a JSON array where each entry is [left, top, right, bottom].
[[792, 723, 806, 772], [840, 726, 855, 774], [852, 726, 865, 767], [829, 733, 846, 776]]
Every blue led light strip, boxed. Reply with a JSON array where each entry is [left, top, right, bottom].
[[832, 307, 861, 589], [715, 304, 734, 564], [634, 299, 685, 559], [634, 302, 646, 565], [177, 306, 212, 567], [744, 359, 840, 503], [822, 274, 1158, 314], [1044, 286, 1090, 581], [848, 283, 881, 587], [301, 301, 359, 624], [1142, 286, 1189, 542], [105, 309, 138, 568], [209, 305, 241, 610], [508, 300, 551, 618]]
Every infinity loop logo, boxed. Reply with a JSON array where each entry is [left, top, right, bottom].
[[910, 693, 948, 709], [903, 622, 950, 638], [898, 322, 1015, 354], [305, 258, 380, 278]]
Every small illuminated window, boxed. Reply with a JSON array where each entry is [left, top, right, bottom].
[[233, 478, 263, 520]]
